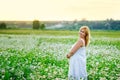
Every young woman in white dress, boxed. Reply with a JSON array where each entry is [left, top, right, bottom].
[[66, 26, 90, 80]]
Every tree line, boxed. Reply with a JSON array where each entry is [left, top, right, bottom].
[[0, 20, 45, 30], [0, 19, 120, 30], [57, 19, 120, 30]]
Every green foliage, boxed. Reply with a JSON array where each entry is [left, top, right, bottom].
[[40, 23, 45, 30], [0, 22, 7, 29], [32, 20, 45, 30], [1, 19, 120, 30], [48, 19, 120, 30], [32, 20, 40, 29]]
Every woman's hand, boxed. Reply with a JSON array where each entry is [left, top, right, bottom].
[[66, 54, 71, 59]]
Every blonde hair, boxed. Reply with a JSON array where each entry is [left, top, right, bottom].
[[80, 26, 90, 46]]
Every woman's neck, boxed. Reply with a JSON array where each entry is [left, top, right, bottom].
[[80, 37, 85, 41]]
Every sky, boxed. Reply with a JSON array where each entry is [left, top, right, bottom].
[[0, 0, 120, 21]]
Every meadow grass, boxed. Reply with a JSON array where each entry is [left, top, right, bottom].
[[0, 30, 120, 80], [0, 29, 120, 37]]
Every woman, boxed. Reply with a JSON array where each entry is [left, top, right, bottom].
[[66, 26, 90, 80]]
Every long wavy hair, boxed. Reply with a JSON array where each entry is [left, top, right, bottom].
[[80, 26, 90, 46]]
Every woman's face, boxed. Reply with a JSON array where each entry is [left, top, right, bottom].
[[79, 29, 86, 38]]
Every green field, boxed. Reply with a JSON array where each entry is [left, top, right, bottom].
[[0, 30, 120, 80]]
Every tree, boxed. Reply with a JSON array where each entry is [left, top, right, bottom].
[[40, 23, 45, 30], [0, 22, 7, 29], [32, 20, 40, 29]]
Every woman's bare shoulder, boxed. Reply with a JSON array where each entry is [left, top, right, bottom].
[[78, 38, 85, 47]]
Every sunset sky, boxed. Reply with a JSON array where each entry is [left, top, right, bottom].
[[0, 0, 120, 21]]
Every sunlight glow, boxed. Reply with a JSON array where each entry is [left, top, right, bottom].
[[0, 0, 120, 21]]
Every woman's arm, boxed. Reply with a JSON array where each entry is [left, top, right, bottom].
[[66, 39, 84, 58]]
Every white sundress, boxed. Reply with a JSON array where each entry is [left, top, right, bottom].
[[68, 45, 87, 80]]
